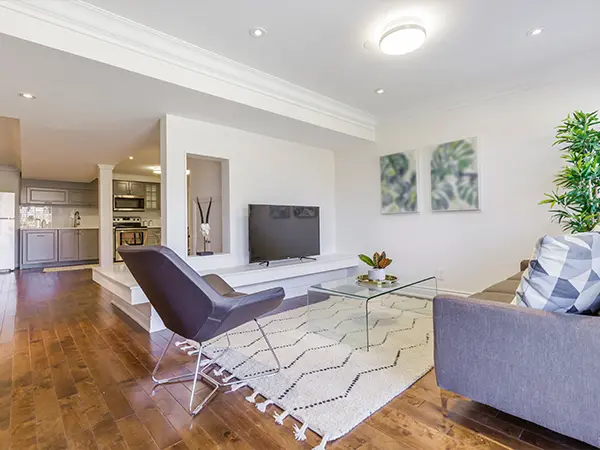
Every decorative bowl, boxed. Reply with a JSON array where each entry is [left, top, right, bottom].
[[356, 274, 398, 286]]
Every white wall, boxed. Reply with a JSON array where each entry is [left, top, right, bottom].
[[162, 115, 336, 271], [336, 76, 600, 294]]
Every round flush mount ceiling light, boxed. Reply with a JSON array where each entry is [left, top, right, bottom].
[[249, 27, 267, 38], [18, 92, 36, 99], [374, 88, 385, 94], [527, 27, 544, 37], [379, 23, 427, 55], [129, 156, 133, 160]]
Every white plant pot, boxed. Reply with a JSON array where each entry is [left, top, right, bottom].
[[368, 268, 386, 281]]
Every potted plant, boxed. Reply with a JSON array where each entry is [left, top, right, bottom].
[[540, 110, 600, 233], [358, 251, 392, 281]]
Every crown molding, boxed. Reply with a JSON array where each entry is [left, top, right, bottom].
[[0, 0, 376, 141]]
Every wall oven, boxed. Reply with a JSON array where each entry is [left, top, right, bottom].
[[114, 195, 145, 212]]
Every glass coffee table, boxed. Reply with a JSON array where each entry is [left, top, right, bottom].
[[308, 275, 437, 351]]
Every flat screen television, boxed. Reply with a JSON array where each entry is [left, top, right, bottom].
[[249, 204, 320, 263]]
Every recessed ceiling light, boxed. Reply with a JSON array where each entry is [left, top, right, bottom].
[[527, 27, 544, 36], [374, 88, 385, 95], [129, 156, 133, 160], [18, 92, 36, 99], [379, 24, 427, 55], [249, 27, 266, 38], [186, 169, 191, 176]]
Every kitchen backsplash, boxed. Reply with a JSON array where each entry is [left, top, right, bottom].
[[114, 210, 161, 225], [20, 205, 99, 228], [20, 206, 160, 228]]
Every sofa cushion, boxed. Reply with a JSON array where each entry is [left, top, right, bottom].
[[514, 233, 600, 315], [484, 279, 520, 295], [470, 291, 514, 304], [508, 271, 524, 281]]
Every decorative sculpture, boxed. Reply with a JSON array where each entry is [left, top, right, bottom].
[[196, 196, 214, 255]]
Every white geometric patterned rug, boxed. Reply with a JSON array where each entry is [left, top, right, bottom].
[[184, 294, 433, 449]]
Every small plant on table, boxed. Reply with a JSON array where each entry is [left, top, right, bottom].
[[358, 251, 393, 281]]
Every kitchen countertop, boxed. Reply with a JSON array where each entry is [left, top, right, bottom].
[[21, 227, 100, 230], [147, 226, 161, 229]]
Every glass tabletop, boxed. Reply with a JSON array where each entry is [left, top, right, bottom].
[[310, 275, 436, 300]]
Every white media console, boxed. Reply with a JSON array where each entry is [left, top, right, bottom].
[[93, 254, 359, 332]]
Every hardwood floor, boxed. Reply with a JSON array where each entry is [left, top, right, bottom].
[[0, 269, 593, 450]]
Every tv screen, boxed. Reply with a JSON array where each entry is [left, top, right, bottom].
[[249, 204, 320, 263]]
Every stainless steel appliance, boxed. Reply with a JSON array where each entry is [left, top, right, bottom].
[[0, 193, 15, 272], [113, 195, 145, 212], [114, 216, 147, 262]]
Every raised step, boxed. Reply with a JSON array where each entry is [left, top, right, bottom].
[[92, 254, 359, 333]]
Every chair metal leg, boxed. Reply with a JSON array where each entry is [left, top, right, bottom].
[[189, 343, 220, 415], [155, 319, 282, 417], [152, 333, 196, 385]]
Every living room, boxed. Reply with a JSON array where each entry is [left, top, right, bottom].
[[1, 1, 599, 449]]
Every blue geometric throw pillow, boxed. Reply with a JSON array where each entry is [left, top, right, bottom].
[[513, 233, 600, 315]]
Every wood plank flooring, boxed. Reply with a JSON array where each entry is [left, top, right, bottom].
[[0, 269, 594, 450]]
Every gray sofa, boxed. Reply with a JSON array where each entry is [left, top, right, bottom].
[[433, 261, 600, 448]]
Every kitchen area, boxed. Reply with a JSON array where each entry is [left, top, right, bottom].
[[15, 175, 160, 270], [112, 177, 161, 262]]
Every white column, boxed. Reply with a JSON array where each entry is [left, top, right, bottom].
[[97, 164, 114, 267], [160, 116, 188, 257]]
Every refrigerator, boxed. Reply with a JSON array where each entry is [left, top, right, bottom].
[[0, 192, 15, 272]]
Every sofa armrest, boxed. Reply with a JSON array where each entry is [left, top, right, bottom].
[[433, 295, 600, 447], [519, 259, 530, 272]]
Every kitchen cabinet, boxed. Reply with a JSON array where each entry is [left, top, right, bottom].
[[69, 189, 98, 206], [78, 229, 99, 260], [114, 181, 145, 196], [21, 180, 98, 206], [113, 180, 130, 196], [145, 183, 160, 211], [21, 230, 58, 265], [146, 228, 161, 246], [26, 187, 69, 205], [58, 229, 99, 262], [130, 182, 145, 197], [58, 230, 79, 262]]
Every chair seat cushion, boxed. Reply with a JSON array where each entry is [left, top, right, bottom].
[[514, 233, 600, 314]]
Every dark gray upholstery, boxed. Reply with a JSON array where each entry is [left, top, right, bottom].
[[433, 295, 600, 447], [118, 245, 285, 342]]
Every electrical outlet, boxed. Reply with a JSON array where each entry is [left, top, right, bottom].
[[436, 268, 445, 281]]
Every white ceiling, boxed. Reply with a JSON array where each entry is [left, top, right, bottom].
[[3, 0, 600, 182], [0, 33, 367, 182], [85, 0, 600, 116]]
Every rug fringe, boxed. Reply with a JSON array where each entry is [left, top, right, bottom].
[[199, 358, 212, 367], [245, 391, 260, 403], [313, 433, 330, 449], [273, 410, 289, 424], [229, 381, 246, 392], [293, 422, 308, 441], [256, 399, 274, 412]]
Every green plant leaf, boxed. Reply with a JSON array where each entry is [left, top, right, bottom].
[[358, 254, 375, 267]]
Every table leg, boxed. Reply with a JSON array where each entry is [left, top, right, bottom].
[[365, 299, 370, 352]]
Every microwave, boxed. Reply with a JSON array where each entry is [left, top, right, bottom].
[[114, 195, 145, 212]]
